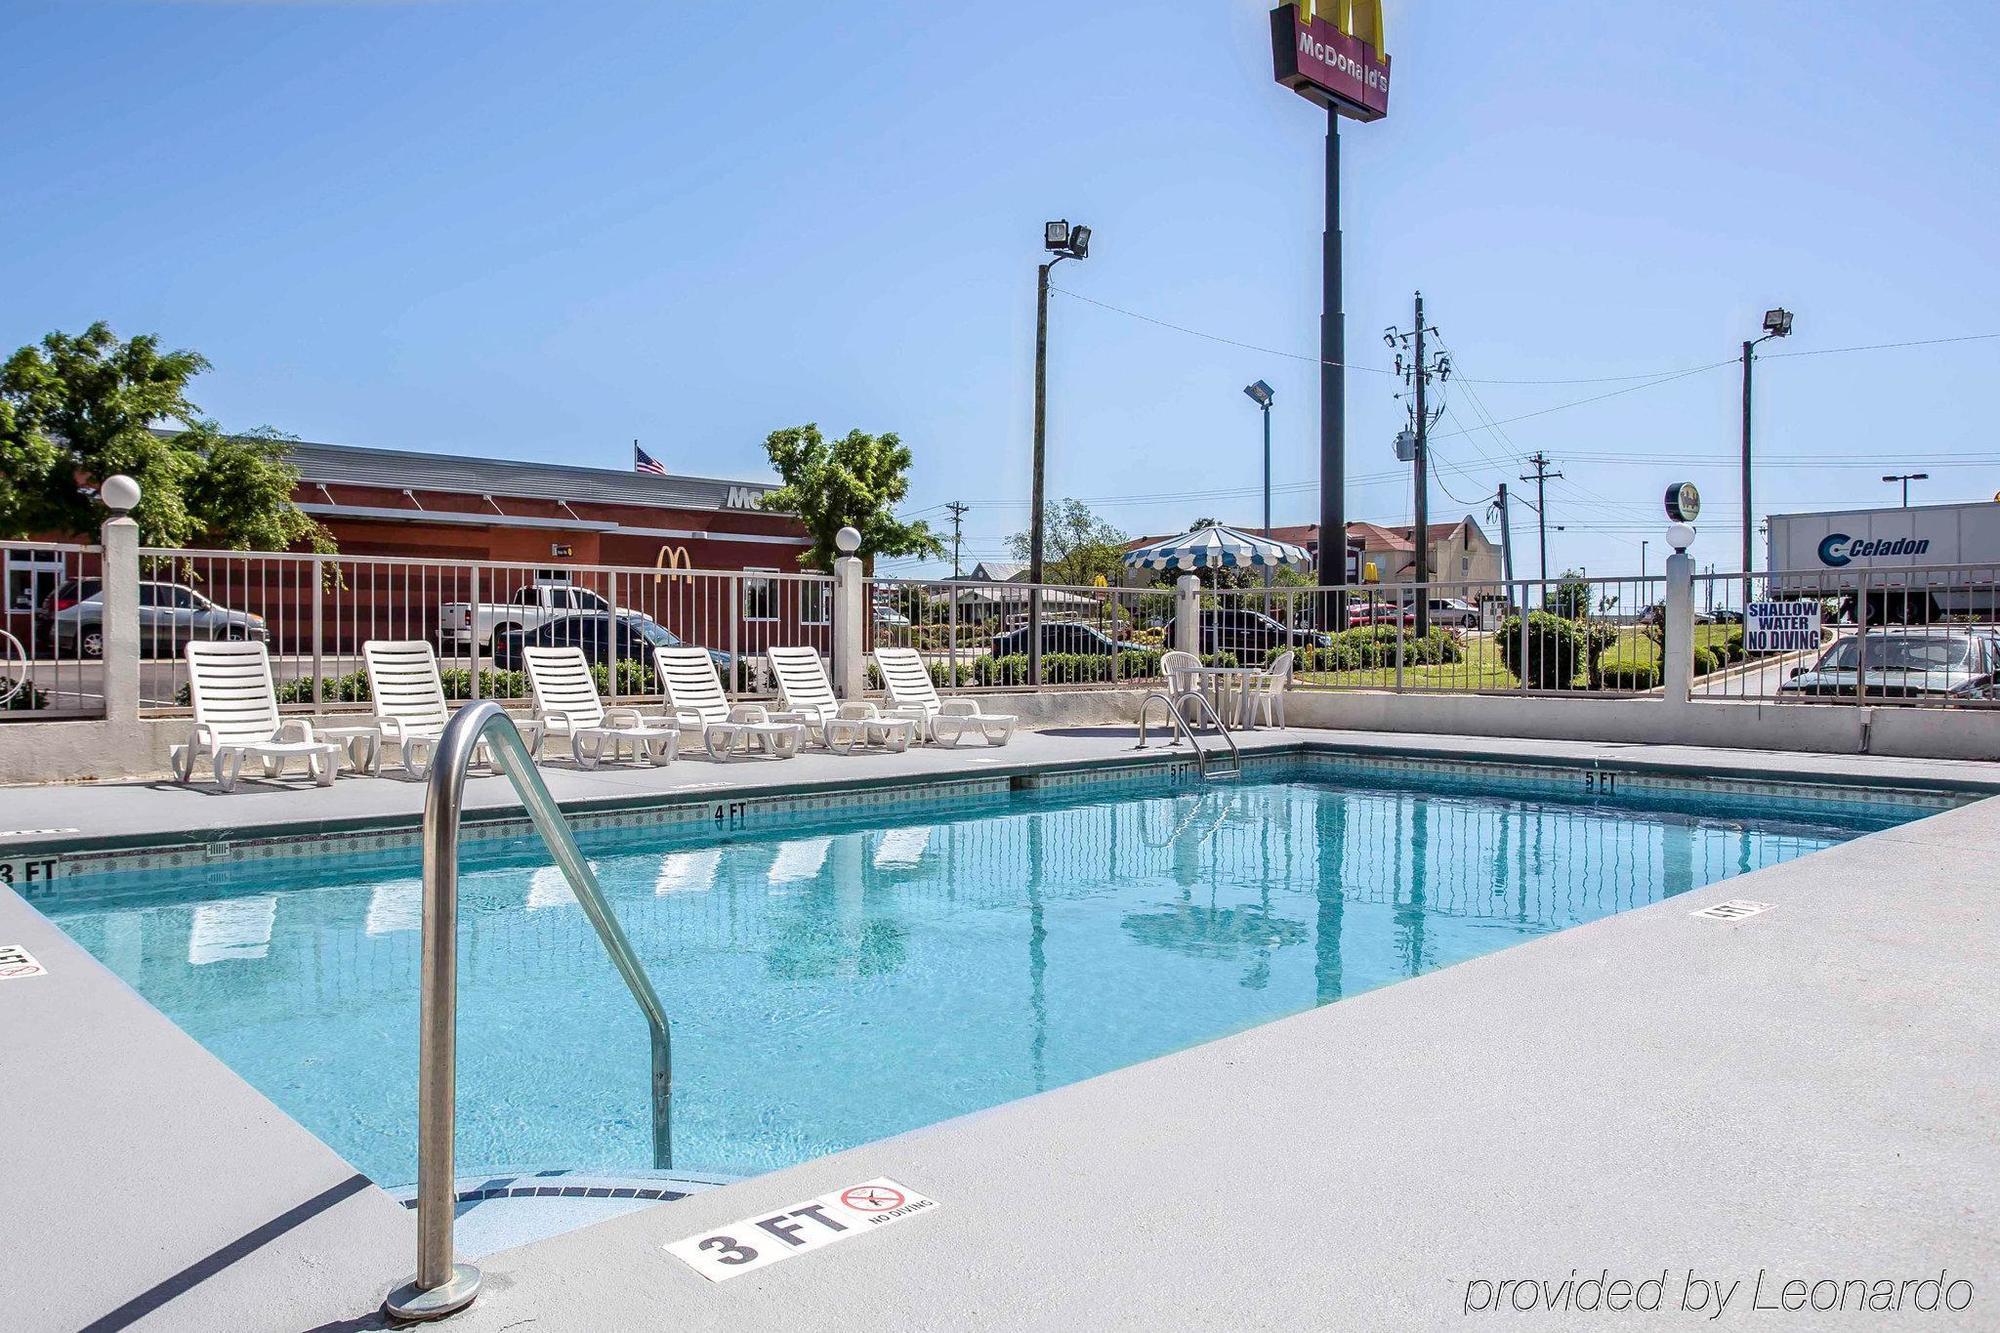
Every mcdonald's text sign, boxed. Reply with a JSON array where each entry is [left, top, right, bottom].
[[1270, 2, 1390, 121]]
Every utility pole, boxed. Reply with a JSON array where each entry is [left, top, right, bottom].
[[1030, 220, 1090, 687], [945, 501, 969, 579], [1520, 452, 1562, 597], [1493, 482, 1515, 586], [1386, 293, 1448, 635]]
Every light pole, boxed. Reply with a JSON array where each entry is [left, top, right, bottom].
[[1244, 380, 1275, 586], [1030, 219, 1090, 686], [1641, 539, 1649, 586], [1882, 472, 1928, 507], [1741, 306, 1793, 601]]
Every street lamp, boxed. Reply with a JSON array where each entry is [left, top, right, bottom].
[[1882, 472, 1929, 507], [1244, 380, 1275, 587], [1741, 306, 1794, 601], [1029, 219, 1091, 685]]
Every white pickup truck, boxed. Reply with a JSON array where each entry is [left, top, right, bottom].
[[439, 582, 620, 649]]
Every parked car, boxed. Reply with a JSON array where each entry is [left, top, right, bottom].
[[1778, 629, 2000, 700], [988, 621, 1124, 659], [1345, 599, 1417, 627], [439, 581, 622, 650], [873, 604, 912, 628], [52, 581, 266, 659], [1162, 609, 1332, 656], [1421, 598, 1482, 629], [489, 611, 727, 673], [33, 577, 101, 647]]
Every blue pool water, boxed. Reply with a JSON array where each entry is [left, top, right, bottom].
[[44, 768, 1910, 1184]]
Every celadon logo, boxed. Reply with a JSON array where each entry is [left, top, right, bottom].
[[1817, 533, 1930, 567]]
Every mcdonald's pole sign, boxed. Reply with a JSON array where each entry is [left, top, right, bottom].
[[1270, 1, 1390, 122]]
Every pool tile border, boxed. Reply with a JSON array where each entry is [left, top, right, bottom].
[[12, 740, 1974, 894]]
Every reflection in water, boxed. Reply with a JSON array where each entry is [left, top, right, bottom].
[[45, 776, 1876, 1182], [187, 896, 276, 964]]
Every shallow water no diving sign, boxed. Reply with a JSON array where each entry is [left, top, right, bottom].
[[665, 1177, 938, 1283], [0, 944, 47, 980]]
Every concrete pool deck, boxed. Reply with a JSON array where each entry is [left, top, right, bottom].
[[3, 726, 1996, 1329]]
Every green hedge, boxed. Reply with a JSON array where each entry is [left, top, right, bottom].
[[1597, 661, 1661, 690], [1291, 626, 1463, 672], [971, 649, 1238, 687], [1497, 613, 1617, 689]]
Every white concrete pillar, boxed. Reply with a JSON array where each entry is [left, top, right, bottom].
[[1174, 575, 1200, 656], [99, 476, 143, 724], [831, 527, 865, 699], [1663, 549, 1694, 705]]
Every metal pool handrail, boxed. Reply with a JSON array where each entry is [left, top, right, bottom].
[[385, 700, 673, 1323], [1135, 690, 1242, 780]]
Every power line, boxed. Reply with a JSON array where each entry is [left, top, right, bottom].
[[1050, 287, 1400, 376]]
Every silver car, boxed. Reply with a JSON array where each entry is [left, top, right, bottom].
[[1779, 629, 1999, 701], [54, 581, 268, 659]]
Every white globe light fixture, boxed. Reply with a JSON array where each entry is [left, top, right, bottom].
[[1667, 522, 1696, 553], [834, 526, 862, 555], [101, 474, 142, 514]]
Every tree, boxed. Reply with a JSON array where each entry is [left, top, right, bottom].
[[1008, 498, 1129, 587], [759, 423, 944, 571], [0, 322, 329, 551], [1551, 569, 1591, 619]]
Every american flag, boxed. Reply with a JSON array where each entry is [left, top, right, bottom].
[[634, 443, 667, 476]]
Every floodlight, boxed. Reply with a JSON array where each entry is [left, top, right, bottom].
[[1067, 224, 1091, 258], [1762, 307, 1794, 337], [1243, 380, 1274, 407], [1045, 220, 1070, 252]]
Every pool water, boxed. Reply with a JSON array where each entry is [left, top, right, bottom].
[[44, 771, 1905, 1184]]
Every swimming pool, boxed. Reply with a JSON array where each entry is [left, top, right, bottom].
[[42, 762, 1921, 1185]]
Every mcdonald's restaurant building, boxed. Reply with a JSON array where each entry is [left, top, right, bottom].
[[286, 439, 810, 574]]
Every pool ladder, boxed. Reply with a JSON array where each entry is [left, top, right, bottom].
[[385, 701, 673, 1323], [1136, 689, 1242, 780]]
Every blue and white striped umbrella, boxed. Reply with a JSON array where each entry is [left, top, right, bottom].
[[1123, 524, 1312, 572]]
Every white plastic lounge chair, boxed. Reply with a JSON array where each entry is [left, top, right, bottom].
[[361, 640, 452, 777], [873, 646, 1015, 746], [766, 646, 916, 754], [172, 641, 345, 791], [655, 646, 804, 760], [524, 646, 678, 768], [1250, 650, 1294, 729]]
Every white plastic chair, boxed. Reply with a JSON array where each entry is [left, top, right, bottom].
[[171, 641, 344, 791], [873, 646, 1014, 746], [362, 641, 453, 777], [1250, 649, 1294, 729], [524, 646, 678, 768], [1160, 649, 1202, 697], [656, 645, 804, 760], [766, 646, 915, 753]]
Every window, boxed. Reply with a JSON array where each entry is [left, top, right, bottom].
[[138, 584, 164, 608], [4, 549, 66, 612], [743, 569, 777, 622], [801, 580, 831, 626]]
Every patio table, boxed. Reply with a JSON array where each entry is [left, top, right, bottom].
[[1184, 665, 1267, 730]]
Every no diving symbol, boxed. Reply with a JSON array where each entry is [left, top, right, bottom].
[[841, 1184, 905, 1213]]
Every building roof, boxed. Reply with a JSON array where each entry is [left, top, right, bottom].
[[283, 439, 786, 514]]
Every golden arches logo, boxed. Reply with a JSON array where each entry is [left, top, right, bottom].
[[653, 544, 693, 585], [1292, 0, 1386, 55]]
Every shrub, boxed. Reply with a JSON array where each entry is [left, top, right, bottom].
[[1497, 613, 1601, 689], [1723, 628, 1746, 663], [1691, 645, 1722, 676], [3, 680, 51, 711], [1597, 661, 1661, 690]]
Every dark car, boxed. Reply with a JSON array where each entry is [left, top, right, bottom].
[[491, 612, 727, 672], [1163, 609, 1332, 656], [32, 577, 101, 650], [988, 620, 1123, 659]]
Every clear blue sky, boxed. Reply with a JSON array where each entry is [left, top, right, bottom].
[[6, 0, 1996, 580]]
